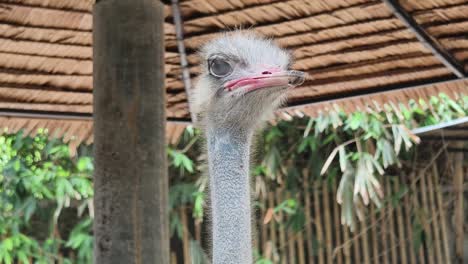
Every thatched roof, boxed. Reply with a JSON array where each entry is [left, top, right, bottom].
[[0, 0, 467, 143]]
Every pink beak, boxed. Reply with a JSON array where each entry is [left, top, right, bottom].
[[224, 70, 306, 92]]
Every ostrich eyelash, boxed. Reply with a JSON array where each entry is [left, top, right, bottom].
[[207, 54, 241, 67]]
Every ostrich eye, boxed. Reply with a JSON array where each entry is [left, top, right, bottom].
[[208, 57, 233, 78]]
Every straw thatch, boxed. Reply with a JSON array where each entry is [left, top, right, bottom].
[[0, 0, 467, 143], [0, 116, 186, 147]]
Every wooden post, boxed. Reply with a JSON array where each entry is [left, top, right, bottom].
[[322, 184, 333, 264], [314, 181, 325, 264], [403, 188, 417, 264], [419, 169, 435, 264], [332, 183, 343, 264], [386, 181, 396, 264], [454, 142, 464, 263], [303, 171, 314, 263], [93, 1, 169, 263], [426, 169, 443, 264], [180, 208, 191, 263], [432, 163, 451, 264], [394, 178, 407, 264], [277, 189, 287, 263]]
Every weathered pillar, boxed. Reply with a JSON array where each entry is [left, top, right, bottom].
[[93, 0, 169, 263]]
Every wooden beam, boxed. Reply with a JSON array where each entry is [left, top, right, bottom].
[[382, 0, 466, 78], [0, 109, 191, 124], [447, 147, 468, 153], [93, 1, 169, 263], [0, 1, 92, 14]]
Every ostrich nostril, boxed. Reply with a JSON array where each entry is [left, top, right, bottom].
[[262, 71, 272, 75]]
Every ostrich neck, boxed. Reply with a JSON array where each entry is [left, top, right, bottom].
[[207, 125, 253, 264]]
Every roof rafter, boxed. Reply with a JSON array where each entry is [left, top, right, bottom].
[[0, 108, 192, 124], [285, 76, 464, 110], [382, 0, 466, 78]]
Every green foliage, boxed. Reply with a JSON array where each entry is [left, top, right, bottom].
[[168, 148, 194, 174], [256, 93, 467, 232], [248, 93, 466, 262], [0, 126, 204, 263], [0, 130, 93, 264], [166, 126, 205, 240], [189, 239, 210, 264], [65, 218, 93, 262], [254, 249, 275, 264], [255, 257, 274, 264]]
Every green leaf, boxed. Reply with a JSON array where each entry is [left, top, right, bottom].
[[322, 133, 335, 145], [13, 159, 21, 172], [346, 112, 364, 130], [320, 145, 340, 175], [447, 99, 465, 115], [170, 213, 183, 239], [193, 192, 204, 219], [181, 155, 194, 173], [338, 146, 347, 172], [3, 238, 13, 251], [287, 210, 305, 232], [298, 138, 309, 153], [3, 253, 13, 264], [22, 197, 37, 221], [392, 125, 402, 155], [77, 157, 93, 172], [303, 118, 314, 138], [17, 251, 29, 264]]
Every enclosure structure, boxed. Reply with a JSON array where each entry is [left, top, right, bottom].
[[0, 0, 467, 263], [0, 0, 467, 139]]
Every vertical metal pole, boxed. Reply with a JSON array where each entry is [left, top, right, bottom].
[[93, 0, 169, 263], [171, 0, 196, 122]]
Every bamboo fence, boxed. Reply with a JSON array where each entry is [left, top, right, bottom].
[[171, 151, 465, 263]]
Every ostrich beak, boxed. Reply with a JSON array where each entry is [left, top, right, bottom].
[[224, 70, 306, 92]]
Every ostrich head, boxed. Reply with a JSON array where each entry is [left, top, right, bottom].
[[192, 31, 305, 131]]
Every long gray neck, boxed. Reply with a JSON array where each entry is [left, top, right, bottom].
[[207, 126, 253, 264]]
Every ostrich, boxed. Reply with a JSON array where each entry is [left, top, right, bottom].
[[191, 31, 305, 264]]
